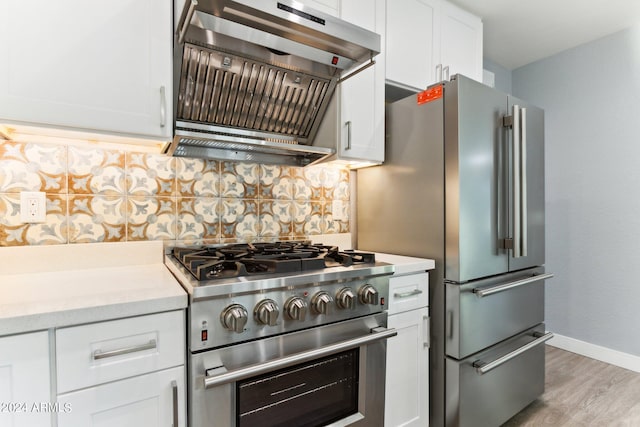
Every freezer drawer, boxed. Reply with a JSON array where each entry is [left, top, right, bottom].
[[445, 324, 552, 427], [446, 267, 550, 359]]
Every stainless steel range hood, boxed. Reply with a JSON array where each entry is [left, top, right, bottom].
[[166, 0, 381, 167]]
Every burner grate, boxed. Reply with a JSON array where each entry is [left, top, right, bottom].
[[171, 241, 375, 281]]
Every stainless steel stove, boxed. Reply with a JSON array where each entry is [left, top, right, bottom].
[[164, 241, 396, 427]]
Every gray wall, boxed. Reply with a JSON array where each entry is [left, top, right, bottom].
[[512, 24, 640, 356], [483, 57, 512, 94]]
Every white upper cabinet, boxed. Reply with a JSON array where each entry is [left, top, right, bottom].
[[439, 1, 483, 83], [338, 0, 385, 164], [385, 0, 439, 92], [0, 0, 173, 141], [385, 0, 482, 92], [314, 0, 385, 166]]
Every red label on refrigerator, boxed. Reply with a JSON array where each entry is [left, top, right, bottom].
[[417, 85, 443, 105]]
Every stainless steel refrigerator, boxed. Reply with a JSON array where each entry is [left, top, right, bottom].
[[357, 75, 554, 427]]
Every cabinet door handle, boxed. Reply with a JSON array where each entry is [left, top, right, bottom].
[[345, 121, 352, 150], [393, 289, 423, 298], [171, 380, 179, 427], [423, 315, 430, 348], [160, 86, 167, 128], [435, 64, 443, 82], [92, 339, 157, 360], [443, 65, 450, 81]]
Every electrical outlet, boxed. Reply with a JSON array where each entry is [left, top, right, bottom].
[[20, 191, 47, 223]]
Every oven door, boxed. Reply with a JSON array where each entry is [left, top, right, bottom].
[[189, 313, 395, 427]]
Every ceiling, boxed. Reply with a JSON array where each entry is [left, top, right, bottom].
[[449, 0, 640, 70]]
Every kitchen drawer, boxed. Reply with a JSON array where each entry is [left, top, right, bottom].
[[446, 268, 546, 359], [446, 324, 551, 427], [57, 366, 185, 427], [56, 310, 185, 393], [387, 272, 429, 315]]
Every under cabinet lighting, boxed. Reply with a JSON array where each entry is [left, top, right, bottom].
[[0, 123, 170, 153], [319, 158, 382, 169]]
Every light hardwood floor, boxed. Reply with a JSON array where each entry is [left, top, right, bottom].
[[502, 346, 640, 426]]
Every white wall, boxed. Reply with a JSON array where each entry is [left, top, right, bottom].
[[512, 24, 640, 356]]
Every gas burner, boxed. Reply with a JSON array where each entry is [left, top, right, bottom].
[[172, 241, 376, 281]]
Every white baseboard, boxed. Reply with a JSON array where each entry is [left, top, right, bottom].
[[548, 334, 640, 373]]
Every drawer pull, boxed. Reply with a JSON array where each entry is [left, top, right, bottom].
[[93, 339, 157, 360], [472, 273, 554, 298], [472, 331, 553, 375], [393, 289, 423, 298]]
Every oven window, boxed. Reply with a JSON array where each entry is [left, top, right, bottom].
[[236, 348, 359, 427]]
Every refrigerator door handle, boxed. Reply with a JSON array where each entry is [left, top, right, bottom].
[[512, 105, 522, 258], [520, 107, 528, 257]]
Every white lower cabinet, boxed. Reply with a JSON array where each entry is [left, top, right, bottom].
[[57, 366, 184, 427], [55, 310, 186, 426], [0, 331, 52, 427], [386, 307, 430, 427], [386, 271, 430, 427]]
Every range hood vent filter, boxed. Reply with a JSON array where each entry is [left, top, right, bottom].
[[177, 44, 332, 142]]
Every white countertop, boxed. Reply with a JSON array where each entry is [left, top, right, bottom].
[[374, 253, 435, 276], [0, 241, 433, 336], [0, 241, 187, 336]]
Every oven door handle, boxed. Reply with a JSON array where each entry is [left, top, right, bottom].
[[203, 327, 397, 389]]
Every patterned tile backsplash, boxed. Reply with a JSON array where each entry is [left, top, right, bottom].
[[0, 140, 350, 246]]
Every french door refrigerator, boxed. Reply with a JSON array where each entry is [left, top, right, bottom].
[[357, 74, 553, 427]]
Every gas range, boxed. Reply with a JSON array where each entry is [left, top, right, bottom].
[[164, 241, 394, 351]]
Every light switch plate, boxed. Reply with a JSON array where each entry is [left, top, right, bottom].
[[20, 191, 47, 223]]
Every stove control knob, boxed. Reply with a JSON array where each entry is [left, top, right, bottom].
[[336, 287, 356, 310], [220, 304, 248, 333], [284, 297, 308, 321], [254, 299, 279, 326], [358, 284, 379, 305], [311, 291, 333, 315]]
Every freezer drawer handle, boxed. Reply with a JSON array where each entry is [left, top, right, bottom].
[[472, 331, 554, 375], [203, 327, 397, 389], [472, 273, 554, 298], [394, 289, 423, 298]]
